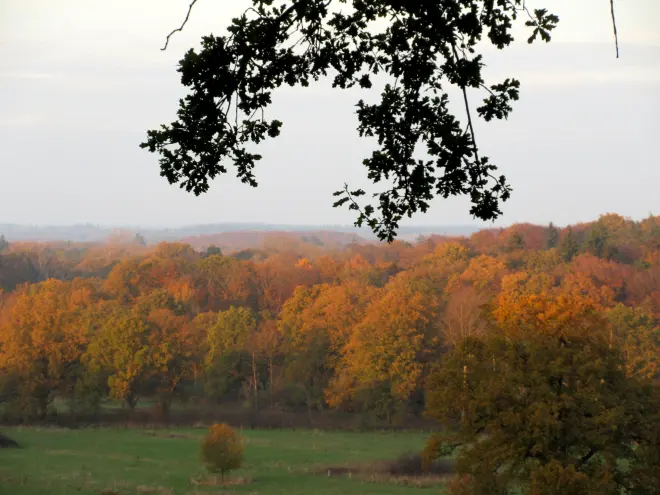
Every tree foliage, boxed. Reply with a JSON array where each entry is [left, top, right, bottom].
[[425, 332, 660, 494], [200, 422, 245, 481], [1, 213, 658, 451], [140, 0, 568, 241]]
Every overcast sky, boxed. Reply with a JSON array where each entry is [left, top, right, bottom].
[[1, 0, 659, 229]]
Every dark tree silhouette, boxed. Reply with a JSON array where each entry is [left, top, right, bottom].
[[0, 234, 8, 253], [142, 0, 618, 241]]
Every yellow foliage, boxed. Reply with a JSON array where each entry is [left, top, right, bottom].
[[200, 423, 244, 480]]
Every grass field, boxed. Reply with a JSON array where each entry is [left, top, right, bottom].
[[0, 427, 447, 495]]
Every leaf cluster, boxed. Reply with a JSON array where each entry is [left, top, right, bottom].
[[142, 0, 561, 241]]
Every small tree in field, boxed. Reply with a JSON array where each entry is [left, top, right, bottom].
[[200, 423, 244, 482]]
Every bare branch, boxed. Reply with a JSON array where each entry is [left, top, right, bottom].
[[161, 0, 200, 51], [610, 0, 620, 58]]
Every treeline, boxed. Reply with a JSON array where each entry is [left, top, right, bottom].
[[0, 213, 659, 423]]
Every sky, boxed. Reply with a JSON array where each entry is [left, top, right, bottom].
[[0, 0, 659, 229]]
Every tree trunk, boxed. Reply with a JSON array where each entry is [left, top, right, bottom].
[[126, 393, 138, 411], [269, 356, 274, 407], [251, 352, 258, 414]]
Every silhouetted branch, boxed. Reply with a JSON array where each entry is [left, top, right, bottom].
[[610, 0, 620, 58], [451, 43, 480, 165], [161, 0, 199, 51]]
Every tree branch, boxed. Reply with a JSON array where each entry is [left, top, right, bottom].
[[161, 0, 200, 51], [610, 0, 620, 58], [451, 43, 480, 165]]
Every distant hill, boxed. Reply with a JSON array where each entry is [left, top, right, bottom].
[[0, 223, 480, 246]]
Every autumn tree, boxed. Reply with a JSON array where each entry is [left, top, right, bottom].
[[0, 279, 96, 418], [0, 234, 8, 253], [195, 255, 258, 312], [440, 285, 489, 347], [607, 304, 660, 382], [143, 307, 195, 414], [200, 423, 245, 482], [204, 306, 259, 407], [327, 273, 441, 421], [425, 283, 660, 493], [279, 282, 377, 414], [246, 315, 281, 404], [84, 305, 153, 410], [425, 332, 660, 494]]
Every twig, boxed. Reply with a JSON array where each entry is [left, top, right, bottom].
[[161, 0, 199, 51], [451, 43, 480, 165], [610, 0, 620, 58]]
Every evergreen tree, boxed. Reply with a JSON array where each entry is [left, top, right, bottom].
[[559, 227, 579, 261], [545, 222, 559, 249], [506, 231, 526, 252], [133, 233, 147, 246], [205, 245, 223, 257], [585, 221, 613, 259], [0, 234, 8, 253]]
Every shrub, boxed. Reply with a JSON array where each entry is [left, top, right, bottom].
[[0, 432, 19, 448], [200, 423, 244, 482]]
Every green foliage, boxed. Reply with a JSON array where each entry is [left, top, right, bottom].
[[545, 223, 559, 249], [204, 349, 251, 401], [141, 1, 565, 241], [84, 306, 152, 409], [585, 220, 615, 260], [424, 334, 660, 494], [607, 304, 660, 381], [559, 227, 579, 262], [205, 307, 256, 365], [200, 423, 244, 480], [506, 231, 526, 252], [204, 244, 223, 257]]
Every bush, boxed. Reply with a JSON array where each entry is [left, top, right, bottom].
[[200, 423, 244, 481], [386, 451, 455, 477], [0, 432, 19, 448]]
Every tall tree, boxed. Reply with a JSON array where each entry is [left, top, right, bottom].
[[0, 234, 8, 253], [205, 306, 259, 407], [424, 332, 660, 495], [327, 273, 440, 420], [607, 304, 660, 382], [0, 279, 96, 417], [545, 222, 559, 249], [585, 220, 615, 260], [559, 227, 580, 262]]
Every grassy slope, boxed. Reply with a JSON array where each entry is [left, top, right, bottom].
[[0, 428, 443, 495]]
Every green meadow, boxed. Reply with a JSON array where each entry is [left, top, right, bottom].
[[0, 427, 447, 495]]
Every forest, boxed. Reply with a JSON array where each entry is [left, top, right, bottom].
[[1, 213, 658, 422], [2, 213, 660, 492]]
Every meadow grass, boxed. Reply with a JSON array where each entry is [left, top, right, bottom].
[[0, 427, 447, 495]]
